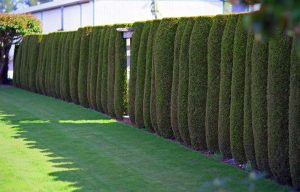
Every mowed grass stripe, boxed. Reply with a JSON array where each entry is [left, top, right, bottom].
[[0, 88, 289, 192]]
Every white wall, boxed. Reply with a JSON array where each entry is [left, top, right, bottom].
[[35, 0, 224, 34]]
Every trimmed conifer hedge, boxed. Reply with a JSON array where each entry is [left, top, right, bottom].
[[188, 16, 212, 150], [88, 27, 102, 109], [135, 22, 151, 128], [70, 29, 82, 104], [289, 37, 300, 190], [178, 19, 194, 145], [171, 18, 188, 141], [243, 31, 257, 168], [267, 30, 291, 184], [218, 15, 238, 157], [114, 26, 128, 119], [129, 22, 144, 124], [100, 27, 111, 114], [107, 26, 118, 116], [243, 30, 256, 168], [28, 35, 40, 92], [153, 18, 178, 138], [230, 15, 247, 163], [206, 15, 228, 152], [96, 28, 106, 112], [143, 20, 160, 131], [78, 27, 92, 108], [251, 39, 270, 173]]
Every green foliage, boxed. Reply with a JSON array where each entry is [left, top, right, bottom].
[[267, 30, 291, 184], [171, 18, 188, 141], [129, 22, 144, 124], [251, 39, 270, 173], [230, 15, 247, 163], [188, 16, 212, 150], [60, 32, 74, 102], [78, 27, 92, 108], [243, 31, 257, 168], [218, 15, 238, 157], [153, 18, 178, 138], [70, 29, 82, 104], [96, 28, 107, 112], [114, 27, 128, 119], [149, 21, 161, 134], [100, 27, 111, 114], [206, 15, 228, 152], [88, 27, 102, 109], [289, 37, 300, 190], [28, 35, 41, 92], [143, 20, 160, 131], [49, 33, 59, 97], [135, 22, 151, 128], [55, 33, 65, 98], [13, 43, 22, 87], [178, 19, 194, 145]]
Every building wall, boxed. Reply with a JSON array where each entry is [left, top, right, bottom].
[[32, 0, 224, 33]]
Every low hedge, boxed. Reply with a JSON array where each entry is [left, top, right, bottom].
[[188, 16, 213, 150], [218, 15, 238, 157]]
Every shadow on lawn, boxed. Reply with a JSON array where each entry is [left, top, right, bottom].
[[1, 111, 130, 192]]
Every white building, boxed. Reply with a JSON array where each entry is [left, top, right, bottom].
[[12, 0, 251, 34]]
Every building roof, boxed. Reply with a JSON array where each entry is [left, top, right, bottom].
[[13, 0, 90, 14]]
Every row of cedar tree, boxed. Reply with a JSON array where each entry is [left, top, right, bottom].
[[14, 13, 299, 189]]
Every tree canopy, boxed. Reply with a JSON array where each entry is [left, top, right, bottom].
[[0, 13, 41, 84]]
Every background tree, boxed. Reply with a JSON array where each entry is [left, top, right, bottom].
[[0, 13, 41, 84], [0, 0, 52, 12]]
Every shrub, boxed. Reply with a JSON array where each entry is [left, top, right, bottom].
[[153, 18, 178, 138], [107, 26, 118, 116], [135, 22, 151, 128], [267, 30, 291, 184], [78, 27, 92, 108], [13, 42, 22, 88], [114, 26, 128, 119], [60, 32, 74, 102], [36, 35, 46, 94], [55, 33, 66, 98], [289, 37, 300, 190], [129, 22, 144, 123], [251, 38, 270, 173], [40, 35, 50, 95], [49, 33, 59, 97], [230, 15, 248, 163], [88, 27, 102, 109], [143, 20, 160, 131], [20, 35, 29, 89], [206, 15, 228, 152], [101, 27, 111, 113], [150, 21, 162, 134], [70, 29, 83, 104], [96, 28, 107, 112], [188, 16, 213, 150], [178, 18, 195, 145], [28, 35, 41, 93], [243, 30, 257, 168], [172, 18, 188, 141], [218, 15, 238, 157]]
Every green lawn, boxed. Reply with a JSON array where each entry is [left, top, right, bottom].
[[0, 88, 289, 192]]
